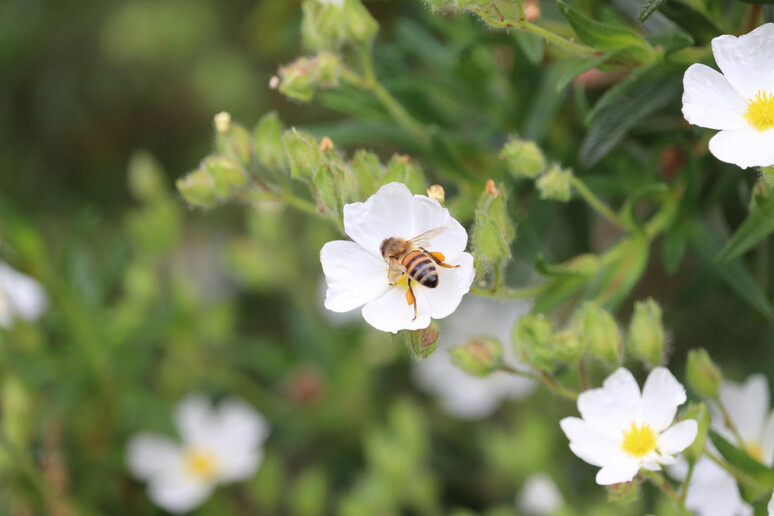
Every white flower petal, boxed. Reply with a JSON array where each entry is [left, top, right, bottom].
[[641, 367, 687, 431], [411, 195, 469, 259], [361, 284, 430, 333], [174, 395, 215, 447], [421, 252, 475, 320], [320, 240, 390, 312], [219, 447, 264, 483], [658, 420, 698, 455], [678, 456, 750, 516], [576, 368, 641, 435], [560, 417, 623, 467], [762, 412, 774, 466], [147, 471, 214, 514], [208, 398, 268, 481], [768, 490, 774, 516], [595, 458, 642, 485], [682, 64, 748, 130], [517, 473, 564, 516], [0, 262, 48, 328], [342, 182, 415, 257], [126, 433, 182, 480], [719, 375, 770, 444], [708, 126, 774, 169], [711, 23, 774, 101]]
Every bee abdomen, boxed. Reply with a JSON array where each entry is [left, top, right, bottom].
[[403, 251, 439, 288]]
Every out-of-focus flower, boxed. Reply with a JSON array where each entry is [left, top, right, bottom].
[[317, 0, 344, 5], [516, 473, 564, 515], [320, 182, 475, 333], [673, 456, 749, 516], [682, 23, 774, 169], [412, 297, 534, 420], [127, 395, 269, 514], [560, 367, 697, 485], [0, 261, 48, 329], [768, 491, 774, 515]]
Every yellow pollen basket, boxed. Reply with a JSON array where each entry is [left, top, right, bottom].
[[744, 90, 774, 131], [183, 448, 219, 481], [621, 422, 658, 458], [745, 441, 764, 462]]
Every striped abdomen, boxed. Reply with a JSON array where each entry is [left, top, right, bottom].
[[402, 250, 439, 288]]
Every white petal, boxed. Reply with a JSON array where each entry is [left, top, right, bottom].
[[641, 367, 687, 431], [219, 447, 264, 482], [361, 284, 430, 333], [595, 459, 642, 485], [0, 262, 48, 327], [658, 420, 698, 455], [320, 241, 390, 312], [711, 24, 774, 101], [577, 368, 641, 435], [147, 471, 214, 514], [174, 395, 215, 447], [560, 417, 623, 467], [761, 411, 774, 466], [209, 399, 268, 480], [342, 182, 415, 257], [708, 126, 774, 169], [126, 433, 182, 480], [421, 252, 475, 320], [517, 473, 564, 516], [682, 64, 748, 130], [680, 456, 749, 516], [768, 490, 774, 516], [719, 375, 770, 444], [411, 195, 469, 259]]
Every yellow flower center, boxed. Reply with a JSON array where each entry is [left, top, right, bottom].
[[744, 91, 774, 131], [621, 422, 658, 458], [183, 448, 219, 481], [745, 441, 764, 462]]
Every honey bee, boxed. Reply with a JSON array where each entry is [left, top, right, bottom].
[[380, 227, 460, 321]]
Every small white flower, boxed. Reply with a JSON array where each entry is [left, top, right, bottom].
[[320, 182, 475, 333], [516, 473, 564, 515], [560, 367, 698, 485], [672, 456, 750, 516], [127, 395, 269, 514], [0, 261, 48, 329], [682, 23, 774, 169], [412, 296, 534, 420]]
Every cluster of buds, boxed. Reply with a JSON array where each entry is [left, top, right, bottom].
[[500, 137, 573, 202], [301, 0, 378, 51], [472, 179, 516, 273], [271, 51, 342, 102]]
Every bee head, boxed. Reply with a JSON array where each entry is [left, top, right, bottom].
[[380, 237, 406, 259]]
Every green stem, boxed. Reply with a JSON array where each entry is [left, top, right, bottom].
[[569, 176, 627, 230], [644, 184, 684, 240], [679, 459, 695, 503], [641, 470, 692, 515], [473, 6, 601, 57]]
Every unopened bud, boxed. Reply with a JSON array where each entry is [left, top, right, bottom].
[[761, 165, 774, 186], [449, 337, 503, 377], [571, 302, 621, 367], [553, 330, 584, 364], [473, 181, 515, 268], [682, 403, 710, 462], [512, 314, 556, 371], [254, 112, 287, 171], [345, 0, 379, 44], [501, 138, 546, 178], [176, 169, 217, 208], [284, 128, 323, 181], [686, 348, 722, 399], [276, 52, 341, 102], [202, 156, 247, 198], [536, 165, 572, 202], [128, 151, 167, 202], [351, 150, 382, 198], [405, 323, 440, 359], [383, 154, 425, 194], [627, 298, 665, 368], [214, 111, 231, 133], [427, 184, 445, 203], [606, 481, 639, 505]]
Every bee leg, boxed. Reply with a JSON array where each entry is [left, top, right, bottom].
[[406, 279, 418, 321], [424, 249, 460, 269]]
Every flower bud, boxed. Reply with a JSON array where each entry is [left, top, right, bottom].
[[627, 298, 665, 368], [301, 0, 347, 51], [606, 481, 639, 505], [284, 128, 323, 181], [403, 323, 440, 359], [571, 302, 621, 367], [128, 151, 167, 202], [473, 180, 516, 268], [500, 138, 546, 178], [254, 112, 287, 171], [536, 165, 573, 202], [214, 117, 252, 165], [344, 0, 379, 44], [350, 149, 382, 198], [761, 165, 774, 186], [276, 52, 341, 102], [686, 348, 722, 399], [382, 154, 425, 194], [682, 403, 710, 462], [553, 330, 585, 364], [176, 169, 217, 208], [512, 314, 556, 371], [202, 156, 247, 198], [449, 337, 503, 377]]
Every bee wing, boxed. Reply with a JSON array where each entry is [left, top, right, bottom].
[[408, 227, 447, 248]]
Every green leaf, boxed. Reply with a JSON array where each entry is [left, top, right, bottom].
[[514, 30, 545, 65], [717, 193, 774, 265], [662, 221, 687, 274], [555, 50, 623, 92], [688, 221, 774, 320], [586, 236, 649, 310], [657, 0, 721, 44], [638, 0, 669, 22], [709, 430, 774, 490]]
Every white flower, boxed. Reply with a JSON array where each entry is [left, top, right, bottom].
[[516, 473, 564, 515], [682, 23, 774, 169], [0, 261, 48, 329], [672, 456, 750, 516], [412, 296, 534, 420], [127, 395, 269, 514], [320, 182, 475, 333], [560, 367, 698, 485]]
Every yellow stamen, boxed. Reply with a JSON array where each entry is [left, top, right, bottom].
[[183, 448, 219, 480], [745, 441, 764, 462], [621, 422, 658, 458], [744, 91, 774, 131]]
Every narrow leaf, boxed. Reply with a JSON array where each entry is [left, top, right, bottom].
[[639, 0, 669, 22]]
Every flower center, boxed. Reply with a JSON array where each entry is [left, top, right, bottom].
[[621, 422, 658, 458], [183, 448, 220, 481], [744, 91, 774, 131], [745, 441, 764, 462]]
